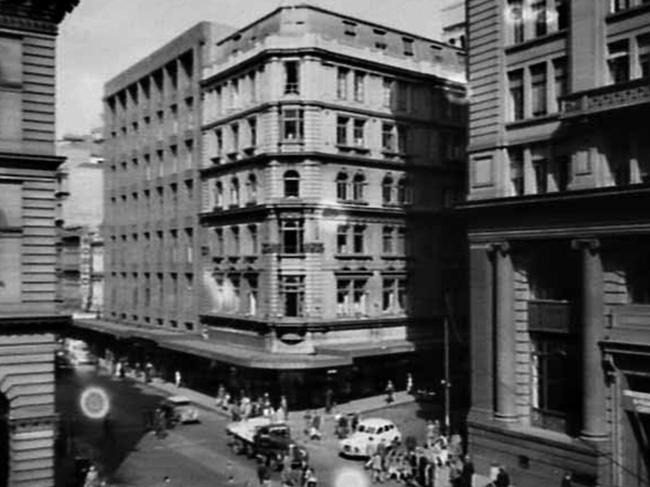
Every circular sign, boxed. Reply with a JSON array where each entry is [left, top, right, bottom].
[[333, 467, 369, 487], [79, 386, 110, 419]]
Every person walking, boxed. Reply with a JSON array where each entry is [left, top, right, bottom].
[[370, 452, 383, 484], [310, 411, 322, 440], [561, 471, 573, 487], [406, 373, 414, 395], [257, 460, 270, 486], [351, 411, 360, 432], [174, 370, 182, 388], [280, 394, 289, 421], [385, 380, 395, 404], [460, 455, 474, 487], [324, 387, 334, 414], [365, 436, 377, 463], [495, 466, 510, 487]]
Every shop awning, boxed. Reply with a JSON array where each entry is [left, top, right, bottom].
[[315, 339, 417, 359]]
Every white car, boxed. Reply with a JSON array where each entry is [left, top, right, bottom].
[[162, 395, 199, 424], [339, 418, 402, 458]]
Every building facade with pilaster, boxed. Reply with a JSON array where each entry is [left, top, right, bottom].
[[463, 0, 650, 486], [195, 4, 467, 407], [0, 1, 80, 486]]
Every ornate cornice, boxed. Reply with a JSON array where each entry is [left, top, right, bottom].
[[0, 0, 79, 33]]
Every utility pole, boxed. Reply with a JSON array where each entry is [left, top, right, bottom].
[[443, 314, 451, 435]]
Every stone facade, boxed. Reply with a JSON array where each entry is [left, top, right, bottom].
[[0, 2, 79, 485], [463, 1, 650, 486]]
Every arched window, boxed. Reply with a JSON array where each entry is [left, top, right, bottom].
[[214, 181, 223, 208], [246, 173, 257, 203], [397, 178, 407, 204], [231, 177, 240, 206], [352, 173, 365, 201], [382, 175, 393, 204], [283, 170, 300, 197], [336, 172, 348, 201]]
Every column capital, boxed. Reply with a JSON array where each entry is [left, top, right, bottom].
[[571, 238, 600, 253], [487, 241, 510, 255]]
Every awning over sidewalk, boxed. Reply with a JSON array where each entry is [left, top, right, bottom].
[[73, 318, 181, 342], [315, 339, 417, 359], [162, 337, 351, 370]]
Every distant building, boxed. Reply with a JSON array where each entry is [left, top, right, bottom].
[[55, 133, 104, 316], [0, 0, 80, 485], [440, 1, 466, 48], [463, 1, 650, 486]]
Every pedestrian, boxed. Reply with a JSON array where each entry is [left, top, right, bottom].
[[365, 436, 377, 462], [257, 460, 270, 486], [385, 380, 395, 404], [324, 387, 334, 414], [280, 394, 289, 421], [449, 432, 463, 460], [305, 467, 318, 487], [561, 471, 573, 487], [461, 455, 474, 487], [83, 464, 99, 487], [406, 372, 414, 395], [351, 410, 360, 431], [370, 452, 383, 483], [377, 438, 387, 464], [174, 370, 182, 388], [310, 411, 322, 440], [495, 466, 510, 487]]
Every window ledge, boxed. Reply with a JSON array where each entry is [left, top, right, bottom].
[[279, 253, 306, 258], [606, 2, 650, 22], [505, 113, 560, 129], [335, 254, 373, 260], [381, 254, 406, 260], [337, 199, 369, 206], [504, 29, 567, 54], [382, 150, 408, 158]]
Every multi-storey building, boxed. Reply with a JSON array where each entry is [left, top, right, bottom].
[[100, 22, 232, 333], [0, 1, 79, 485], [55, 133, 104, 315], [191, 4, 467, 407], [463, 1, 650, 486]]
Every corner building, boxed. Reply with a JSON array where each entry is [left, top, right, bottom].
[[464, 1, 650, 486], [197, 4, 466, 406], [0, 1, 79, 485]]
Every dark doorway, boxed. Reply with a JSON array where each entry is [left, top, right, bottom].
[[0, 393, 9, 487]]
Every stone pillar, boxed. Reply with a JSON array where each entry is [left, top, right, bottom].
[[468, 243, 494, 421], [572, 238, 607, 441], [490, 242, 517, 422]]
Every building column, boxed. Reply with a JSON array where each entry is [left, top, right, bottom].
[[490, 242, 517, 422], [468, 243, 494, 421], [572, 238, 607, 441]]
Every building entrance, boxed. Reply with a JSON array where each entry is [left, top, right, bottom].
[[620, 375, 650, 487]]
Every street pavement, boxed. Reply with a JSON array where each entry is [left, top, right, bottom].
[[57, 364, 493, 487]]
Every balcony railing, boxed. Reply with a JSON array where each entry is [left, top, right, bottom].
[[528, 299, 573, 333], [560, 78, 650, 119]]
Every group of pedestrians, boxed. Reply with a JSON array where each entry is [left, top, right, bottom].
[[214, 385, 290, 424]]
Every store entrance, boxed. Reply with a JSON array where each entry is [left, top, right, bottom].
[[620, 375, 650, 487]]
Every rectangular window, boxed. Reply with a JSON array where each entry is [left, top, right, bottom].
[[396, 227, 405, 254], [231, 79, 240, 108], [382, 227, 393, 254], [382, 123, 396, 152], [608, 40, 630, 84], [337, 279, 368, 316], [249, 71, 257, 103], [281, 219, 304, 254], [610, 0, 631, 13], [508, 0, 524, 44], [555, 0, 568, 30], [382, 78, 393, 107], [215, 129, 223, 157], [337, 116, 349, 145], [382, 277, 407, 313], [353, 225, 365, 254], [231, 226, 240, 256], [374, 29, 387, 50], [337, 225, 349, 254], [231, 123, 239, 152], [248, 117, 257, 147], [509, 148, 524, 196], [337, 68, 349, 99], [553, 58, 568, 110], [533, 157, 548, 194], [532, 0, 547, 37], [531, 63, 547, 117], [353, 119, 365, 147], [343, 20, 357, 37], [397, 82, 409, 111], [402, 37, 414, 56], [639, 34, 650, 79], [284, 61, 300, 95], [397, 125, 408, 154], [508, 70, 524, 121], [248, 225, 258, 254], [247, 275, 258, 315], [353, 71, 365, 102], [214, 229, 224, 256], [281, 275, 304, 317], [555, 155, 570, 192], [281, 109, 304, 141]]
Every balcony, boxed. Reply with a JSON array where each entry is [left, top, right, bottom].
[[560, 78, 650, 119], [528, 299, 573, 333]]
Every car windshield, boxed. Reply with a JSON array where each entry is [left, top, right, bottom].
[[358, 425, 376, 434]]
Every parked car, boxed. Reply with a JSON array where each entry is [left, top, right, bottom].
[[160, 395, 199, 425], [339, 418, 402, 458]]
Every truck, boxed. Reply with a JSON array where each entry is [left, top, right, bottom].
[[226, 417, 308, 471]]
